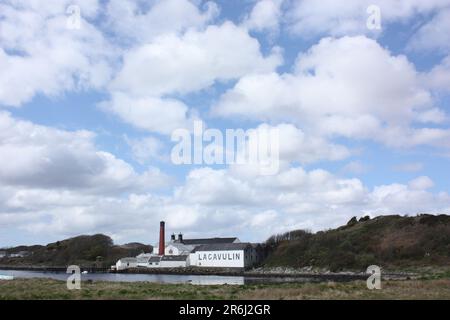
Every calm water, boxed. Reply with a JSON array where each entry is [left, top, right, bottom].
[[0, 269, 313, 285]]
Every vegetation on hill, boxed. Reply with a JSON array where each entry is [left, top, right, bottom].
[[0, 234, 152, 267], [264, 214, 450, 271]]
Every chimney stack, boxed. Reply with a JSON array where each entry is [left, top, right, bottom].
[[159, 221, 165, 256], [171, 233, 176, 241], [178, 233, 183, 242]]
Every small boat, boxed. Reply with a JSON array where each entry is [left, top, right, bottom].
[[82, 271, 88, 274], [0, 274, 14, 280]]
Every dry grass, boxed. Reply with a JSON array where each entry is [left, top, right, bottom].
[[237, 279, 450, 300], [1, 278, 450, 300]]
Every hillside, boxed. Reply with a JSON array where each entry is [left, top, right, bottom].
[[264, 214, 450, 271], [0, 234, 152, 268]]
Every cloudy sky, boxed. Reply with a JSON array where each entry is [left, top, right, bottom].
[[1, 0, 450, 246]]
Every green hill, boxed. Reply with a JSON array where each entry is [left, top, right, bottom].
[[264, 214, 450, 271], [0, 234, 152, 268]]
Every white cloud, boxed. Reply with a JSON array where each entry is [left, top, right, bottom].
[[111, 22, 282, 97], [104, 0, 219, 43], [2, 156, 450, 243], [214, 36, 450, 148], [168, 166, 450, 239], [286, 0, 450, 38], [164, 204, 203, 229], [176, 166, 369, 212], [342, 161, 369, 175], [243, 0, 283, 33], [1, 0, 100, 18], [250, 210, 279, 228], [414, 108, 448, 124], [216, 36, 430, 123], [369, 181, 449, 214], [258, 123, 351, 164], [175, 168, 258, 206], [103, 20, 282, 135], [409, 176, 434, 190], [0, 112, 172, 194], [423, 55, 450, 93], [99, 93, 194, 135], [0, 0, 113, 107], [1, 1, 450, 246], [408, 8, 450, 52], [127, 136, 168, 164]]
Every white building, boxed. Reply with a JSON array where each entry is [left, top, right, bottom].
[[135, 253, 163, 268], [160, 255, 189, 268], [115, 257, 138, 271], [153, 236, 240, 255], [147, 256, 162, 268], [114, 222, 265, 271], [164, 243, 195, 256], [136, 253, 153, 267], [189, 243, 263, 269]]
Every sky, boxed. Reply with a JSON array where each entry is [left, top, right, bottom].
[[1, 0, 450, 247]]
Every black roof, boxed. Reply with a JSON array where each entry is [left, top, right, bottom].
[[180, 237, 238, 245], [161, 255, 189, 261], [148, 256, 161, 263], [193, 243, 252, 252]]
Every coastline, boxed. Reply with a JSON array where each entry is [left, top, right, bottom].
[[0, 265, 415, 282]]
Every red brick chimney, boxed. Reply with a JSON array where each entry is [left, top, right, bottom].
[[159, 221, 165, 256]]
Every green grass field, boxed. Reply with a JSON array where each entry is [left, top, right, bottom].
[[1, 277, 450, 300]]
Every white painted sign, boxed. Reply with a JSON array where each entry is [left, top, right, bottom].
[[190, 250, 245, 268]]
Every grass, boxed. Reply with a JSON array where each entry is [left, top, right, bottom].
[[1, 277, 450, 300]]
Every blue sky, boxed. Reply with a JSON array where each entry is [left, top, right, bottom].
[[1, 0, 450, 247]]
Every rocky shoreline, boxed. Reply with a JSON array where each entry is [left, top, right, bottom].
[[248, 266, 418, 280]]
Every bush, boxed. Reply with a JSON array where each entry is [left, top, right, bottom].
[[346, 216, 358, 227]]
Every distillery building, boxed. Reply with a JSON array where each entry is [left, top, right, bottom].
[[115, 221, 264, 270]]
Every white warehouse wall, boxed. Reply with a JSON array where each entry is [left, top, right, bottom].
[[116, 260, 137, 270], [189, 250, 245, 268], [160, 260, 187, 268]]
